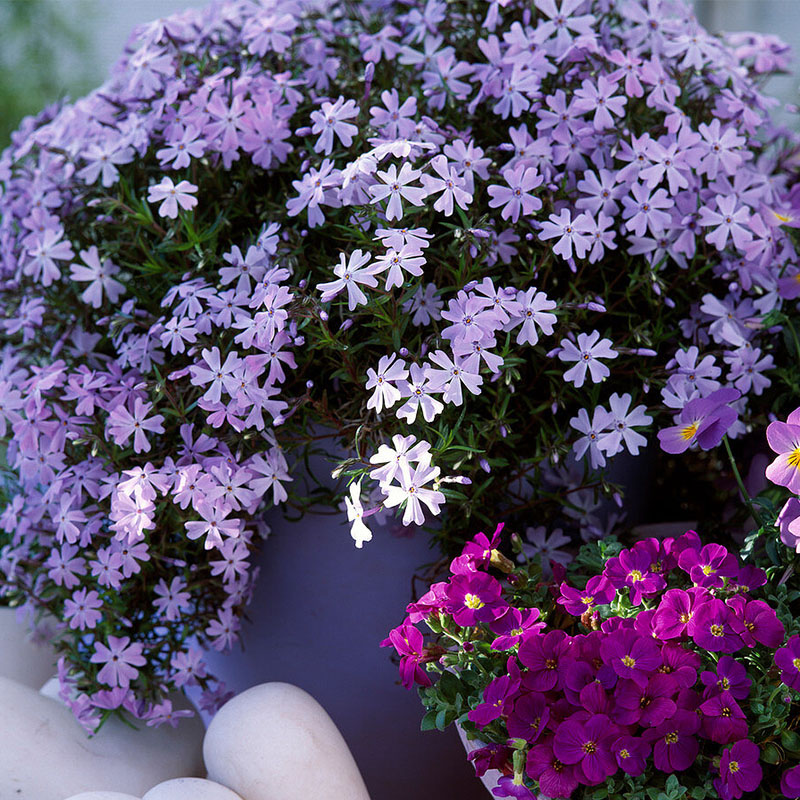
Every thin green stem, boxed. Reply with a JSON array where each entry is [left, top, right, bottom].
[[723, 435, 763, 528]]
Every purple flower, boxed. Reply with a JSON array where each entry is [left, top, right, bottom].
[[677, 542, 739, 588], [558, 575, 615, 616], [604, 547, 665, 606], [381, 622, 432, 689], [558, 331, 618, 388], [147, 176, 198, 218], [310, 96, 358, 155], [506, 691, 549, 743], [657, 387, 741, 454], [700, 655, 751, 700], [652, 587, 704, 639], [468, 674, 520, 727], [775, 635, 800, 691], [106, 398, 165, 454], [778, 497, 800, 553], [689, 598, 744, 653], [539, 209, 593, 260], [491, 607, 545, 650], [600, 628, 662, 688], [715, 740, 762, 800], [487, 164, 542, 223], [526, 738, 580, 800], [611, 735, 650, 776], [518, 630, 574, 692], [699, 194, 753, 251], [553, 714, 619, 785], [368, 162, 426, 221], [643, 709, 700, 772], [614, 674, 677, 727], [765, 407, 800, 493], [90, 636, 146, 689], [782, 765, 800, 799], [728, 597, 785, 649], [492, 775, 536, 799], [699, 690, 748, 744], [445, 572, 507, 626]]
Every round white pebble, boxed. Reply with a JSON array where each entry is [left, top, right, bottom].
[[143, 778, 243, 800], [204, 682, 370, 800], [63, 794, 142, 800]]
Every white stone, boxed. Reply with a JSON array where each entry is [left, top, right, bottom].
[[0, 675, 205, 798], [204, 682, 371, 800], [143, 778, 243, 800], [0, 607, 56, 689], [63, 794, 142, 800]]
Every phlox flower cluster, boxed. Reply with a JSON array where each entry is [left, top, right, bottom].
[[385, 525, 800, 799], [1, 0, 800, 724]]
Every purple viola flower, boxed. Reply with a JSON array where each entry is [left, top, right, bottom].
[[775, 635, 800, 691], [778, 497, 800, 553], [600, 628, 662, 688], [611, 735, 650, 777], [506, 691, 549, 744], [699, 690, 748, 744], [518, 629, 574, 692], [558, 575, 615, 617], [658, 387, 741, 454], [468, 674, 520, 727], [553, 714, 619, 785], [677, 542, 739, 588], [700, 655, 751, 700], [603, 547, 665, 606], [765, 407, 800, 493], [491, 607, 545, 651], [492, 775, 536, 799], [643, 709, 700, 772], [782, 764, 800, 799], [689, 598, 744, 653], [727, 597, 785, 649], [715, 740, 762, 800], [526, 738, 579, 800], [445, 572, 507, 626], [614, 674, 678, 727]]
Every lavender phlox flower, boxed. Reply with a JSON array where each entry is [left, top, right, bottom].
[[487, 164, 543, 223], [394, 363, 444, 423], [23, 226, 74, 287], [425, 350, 482, 406], [574, 75, 626, 130], [370, 243, 426, 290], [699, 194, 753, 251], [91, 636, 146, 689], [518, 526, 572, 578], [668, 345, 721, 396], [368, 162, 427, 221], [184, 501, 241, 551], [558, 330, 618, 388], [440, 290, 498, 344], [420, 154, 472, 216], [369, 89, 417, 139], [443, 139, 490, 193], [69, 246, 125, 308], [286, 158, 339, 228], [219, 245, 266, 295], [147, 176, 198, 219], [539, 208, 593, 260], [597, 392, 651, 457], [153, 576, 191, 621], [317, 249, 377, 309], [382, 458, 445, 526], [576, 169, 625, 217], [622, 182, 674, 237], [343, 479, 372, 548], [366, 354, 408, 413], [310, 96, 359, 155], [403, 282, 443, 325], [247, 448, 292, 505], [505, 287, 557, 346], [535, 0, 596, 56], [106, 398, 165, 454], [657, 386, 741, 454], [697, 119, 746, 179], [724, 346, 773, 396], [189, 347, 242, 404], [570, 405, 613, 469], [77, 136, 134, 188], [369, 433, 431, 487]]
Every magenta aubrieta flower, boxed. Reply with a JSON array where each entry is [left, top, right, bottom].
[[714, 739, 762, 800], [611, 735, 650, 777], [468, 674, 520, 727], [613, 673, 677, 728], [782, 764, 800, 799], [518, 630, 574, 692], [657, 386, 741, 454], [677, 542, 739, 588], [774, 635, 800, 691], [553, 714, 619, 785], [604, 546, 665, 605], [490, 607, 545, 651], [600, 628, 662, 688], [526, 738, 580, 800], [445, 571, 507, 626], [642, 709, 700, 772], [700, 655, 751, 701], [727, 597, 785, 649], [506, 691, 549, 744], [381, 622, 433, 689], [689, 598, 744, 654], [699, 690, 748, 744], [652, 587, 705, 640], [558, 575, 615, 616], [765, 406, 800, 494]]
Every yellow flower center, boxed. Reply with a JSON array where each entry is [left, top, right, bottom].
[[788, 447, 800, 469], [680, 421, 700, 441], [464, 593, 485, 610], [793, 657, 800, 671], [710, 624, 724, 637], [581, 596, 594, 605], [622, 655, 636, 668], [702, 564, 715, 575], [618, 749, 630, 759], [628, 570, 643, 582], [729, 760, 740, 773], [665, 732, 679, 744]]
